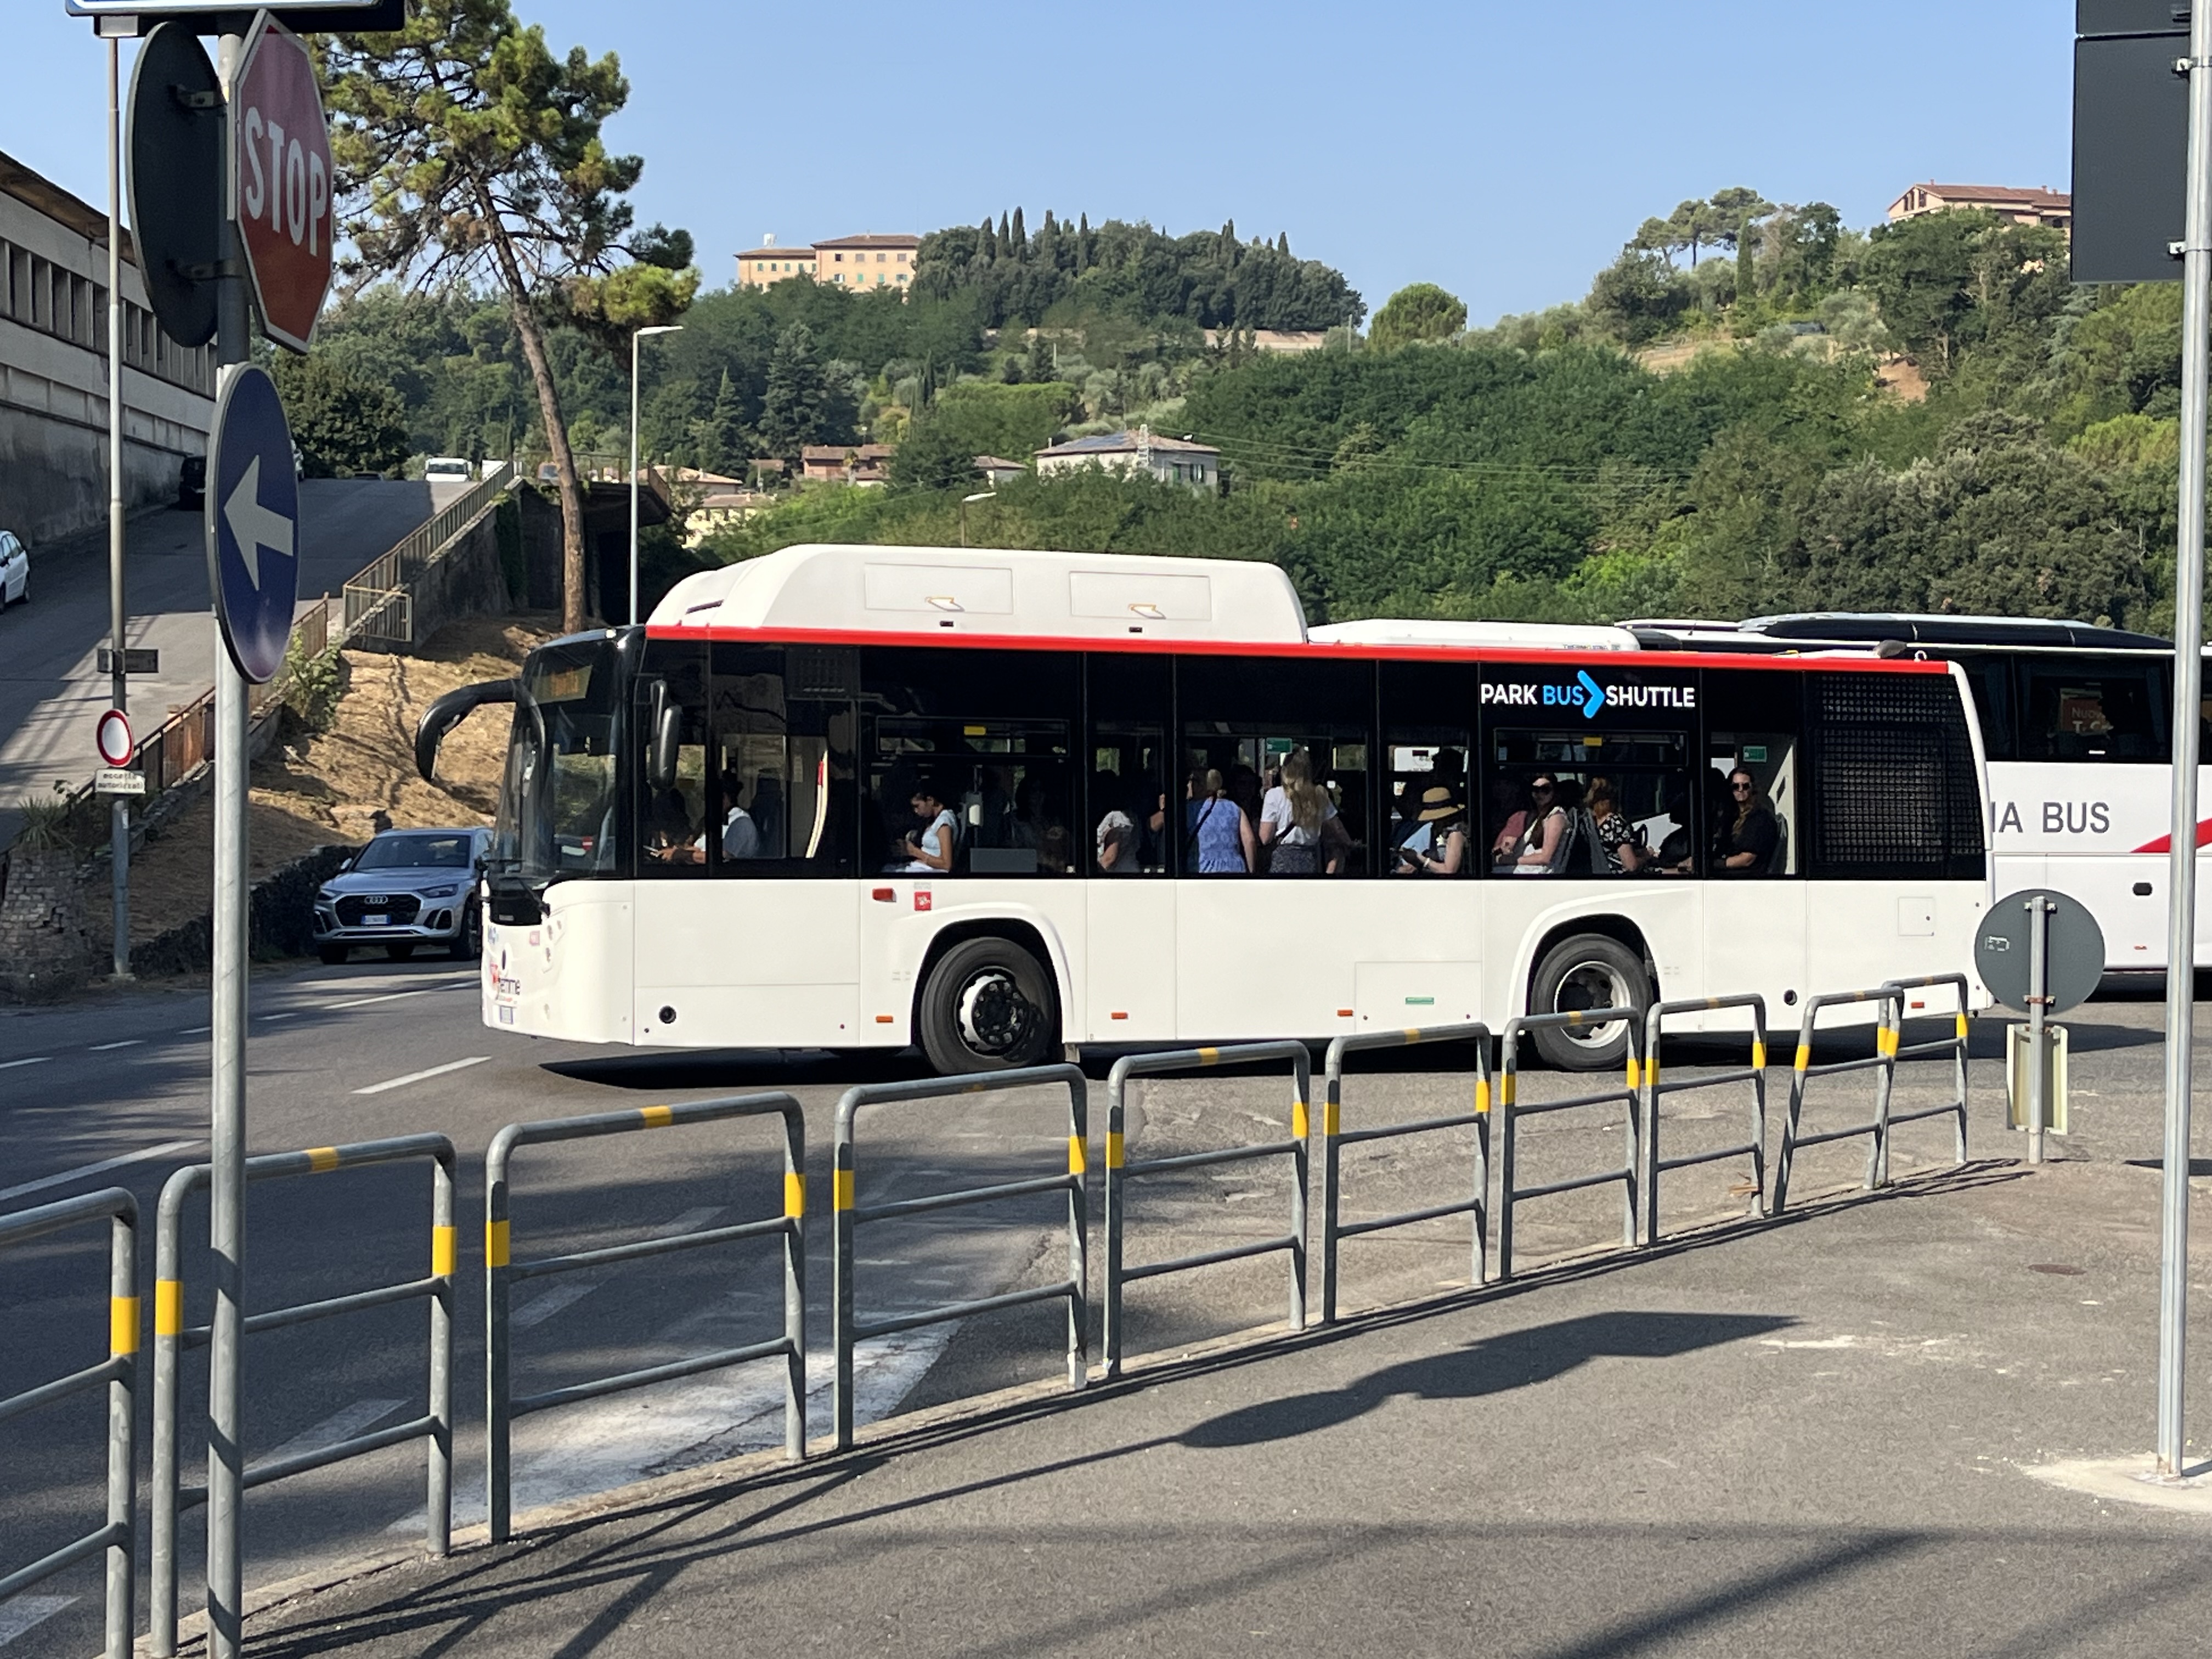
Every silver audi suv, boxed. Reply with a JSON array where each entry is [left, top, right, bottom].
[[312, 827, 489, 964]]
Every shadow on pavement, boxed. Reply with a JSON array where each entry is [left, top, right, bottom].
[[1178, 1310, 1798, 1449]]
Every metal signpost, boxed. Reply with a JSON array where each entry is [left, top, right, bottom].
[[2074, 0, 2212, 1482], [1976, 890, 2106, 1165]]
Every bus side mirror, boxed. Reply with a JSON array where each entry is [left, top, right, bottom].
[[645, 680, 681, 793], [416, 678, 519, 782]]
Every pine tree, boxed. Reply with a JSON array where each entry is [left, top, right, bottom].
[[758, 321, 830, 461], [700, 368, 747, 473]]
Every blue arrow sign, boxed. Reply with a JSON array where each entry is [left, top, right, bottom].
[[205, 364, 300, 685]]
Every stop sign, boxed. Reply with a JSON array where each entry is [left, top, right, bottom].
[[232, 15, 335, 354]]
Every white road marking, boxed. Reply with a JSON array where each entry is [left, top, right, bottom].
[[181, 1026, 211, 1037], [258, 1012, 295, 1022], [0, 1596, 77, 1647], [262, 1399, 405, 1466], [302, 971, 473, 990], [354, 1056, 488, 1096], [511, 1279, 600, 1330], [663, 1206, 725, 1234], [88, 1040, 143, 1052], [0, 1139, 204, 1204], [0, 1057, 52, 1071], [324, 990, 431, 1012]]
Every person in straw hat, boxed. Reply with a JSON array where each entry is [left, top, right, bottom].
[[1395, 784, 1469, 876]]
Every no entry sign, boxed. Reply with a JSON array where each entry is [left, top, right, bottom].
[[232, 14, 336, 353]]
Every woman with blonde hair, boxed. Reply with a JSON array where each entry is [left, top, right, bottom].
[[1259, 748, 1337, 874]]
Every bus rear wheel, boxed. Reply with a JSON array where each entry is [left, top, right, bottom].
[[1529, 933, 1650, 1071], [918, 936, 1057, 1075]]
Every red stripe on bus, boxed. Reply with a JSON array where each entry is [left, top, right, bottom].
[[2134, 821, 2212, 854]]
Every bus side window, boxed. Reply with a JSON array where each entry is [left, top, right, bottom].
[[1960, 656, 2015, 762], [636, 643, 710, 877], [1380, 662, 1472, 877], [1700, 669, 1803, 879], [709, 644, 857, 878], [2019, 657, 2168, 763], [1177, 655, 1373, 876], [1087, 654, 1170, 876]]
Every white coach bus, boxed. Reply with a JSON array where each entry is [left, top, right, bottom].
[[1626, 613, 2195, 974], [418, 547, 1992, 1075]]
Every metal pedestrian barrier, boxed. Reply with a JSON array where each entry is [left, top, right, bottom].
[[1319, 1025, 1494, 1323], [1875, 974, 1972, 1188], [1103, 1042, 1312, 1377], [485, 1094, 806, 1543], [833, 1066, 1089, 1451], [151, 1136, 454, 1657], [0, 1188, 137, 1659], [1771, 980, 1966, 1215], [1640, 997, 1769, 1245], [1496, 1010, 1646, 1282]]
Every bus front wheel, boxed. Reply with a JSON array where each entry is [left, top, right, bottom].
[[918, 936, 1058, 1075], [1528, 934, 1650, 1072]]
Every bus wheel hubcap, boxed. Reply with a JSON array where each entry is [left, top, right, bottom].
[[957, 970, 1032, 1055], [1555, 960, 1630, 1047]]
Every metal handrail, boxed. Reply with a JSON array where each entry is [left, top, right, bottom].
[[833, 1066, 1089, 1451], [1102, 1042, 1311, 1377], [1319, 1024, 1494, 1322], [484, 1093, 806, 1544], [343, 464, 511, 645], [1877, 974, 1972, 1187], [0, 1187, 137, 1659], [1640, 995, 1769, 1245], [150, 1136, 454, 1657], [1495, 1009, 1646, 1282]]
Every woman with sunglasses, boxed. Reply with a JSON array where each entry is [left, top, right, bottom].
[[1717, 768, 1780, 874], [1499, 774, 1570, 872]]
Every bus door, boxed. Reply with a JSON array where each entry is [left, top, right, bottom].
[[1084, 656, 1176, 1040], [1700, 669, 1807, 1011], [1172, 656, 1375, 1040]]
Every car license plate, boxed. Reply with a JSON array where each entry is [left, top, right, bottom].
[[363, 915, 390, 927]]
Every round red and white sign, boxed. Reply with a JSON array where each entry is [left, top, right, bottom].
[[96, 709, 134, 768]]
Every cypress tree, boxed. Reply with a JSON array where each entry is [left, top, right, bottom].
[[1277, 232, 1290, 256], [981, 215, 998, 263], [1011, 206, 1027, 252]]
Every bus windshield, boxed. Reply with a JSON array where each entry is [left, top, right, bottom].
[[497, 637, 625, 882]]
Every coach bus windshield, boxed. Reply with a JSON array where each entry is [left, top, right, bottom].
[[496, 637, 625, 883]]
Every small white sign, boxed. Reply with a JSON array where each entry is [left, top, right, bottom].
[[95, 768, 146, 797]]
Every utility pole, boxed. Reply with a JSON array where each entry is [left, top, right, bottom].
[[106, 35, 131, 983], [628, 323, 682, 625], [2158, 0, 2212, 1482]]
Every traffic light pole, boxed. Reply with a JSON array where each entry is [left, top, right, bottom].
[[106, 35, 131, 984], [2158, 0, 2212, 1483], [205, 32, 252, 1657]]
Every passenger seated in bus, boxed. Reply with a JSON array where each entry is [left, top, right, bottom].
[[1488, 780, 1531, 864], [1587, 777, 1649, 874], [1095, 805, 1139, 873], [1500, 775, 1569, 872], [1186, 768, 1255, 873], [645, 786, 706, 865], [1012, 773, 1070, 873], [1717, 770, 1780, 874], [895, 784, 959, 873], [1259, 748, 1336, 874], [719, 768, 763, 860], [1395, 787, 1468, 876]]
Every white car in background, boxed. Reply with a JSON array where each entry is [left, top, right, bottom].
[[424, 456, 473, 483], [0, 532, 26, 606]]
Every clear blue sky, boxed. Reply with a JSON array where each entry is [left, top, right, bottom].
[[10, 0, 2076, 322]]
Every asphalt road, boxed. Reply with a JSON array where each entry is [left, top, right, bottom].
[[0, 479, 460, 847], [3, 981, 2211, 1656]]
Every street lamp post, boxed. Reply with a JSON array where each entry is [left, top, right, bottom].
[[629, 324, 684, 625], [960, 490, 996, 548]]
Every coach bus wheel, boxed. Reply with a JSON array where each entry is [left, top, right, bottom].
[[918, 936, 1057, 1075], [1529, 934, 1649, 1072]]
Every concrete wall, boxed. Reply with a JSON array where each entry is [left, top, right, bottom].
[[349, 507, 516, 657]]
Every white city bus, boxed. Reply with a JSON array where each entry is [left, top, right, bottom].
[[419, 547, 1993, 1075], [1626, 614, 2198, 973]]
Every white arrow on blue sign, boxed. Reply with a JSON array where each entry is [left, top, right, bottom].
[[205, 364, 300, 685]]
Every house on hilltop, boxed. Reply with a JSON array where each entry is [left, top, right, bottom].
[[1887, 183, 2072, 236], [735, 232, 919, 293], [1034, 428, 1220, 494]]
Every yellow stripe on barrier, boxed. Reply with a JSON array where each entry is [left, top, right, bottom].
[[431, 1225, 456, 1278], [1068, 1135, 1088, 1176], [1323, 1099, 1341, 1137], [1794, 1043, 1812, 1073], [1198, 1046, 1221, 1066], [1106, 1131, 1125, 1169], [1626, 1056, 1641, 1091], [1500, 1074, 1517, 1109], [639, 1104, 675, 1129], [1752, 1041, 1768, 1071], [1878, 1026, 1900, 1059], [1475, 1077, 1492, 1115], [155, 1279, 183, 1338], [485, 1219, 510, 1269], [1955, 1013, 1970, 1041], [1646, 1059, 1660, 1091], [1291, 1101, 1310, 1139], [833, 1170, 856, 1211], [111, 1295, 139, 1357], [785, 1172, 806, 1218], [306, 1147, 341, 1174]]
